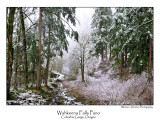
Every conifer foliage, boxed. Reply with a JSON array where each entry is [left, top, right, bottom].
[[91, 7, 153, 77], [6, 7, 153, 103], [6, 7, 78, 99]]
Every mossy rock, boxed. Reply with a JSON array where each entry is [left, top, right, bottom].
[[49, 79, 52, 82], [41, 92, 49, 98], [56, 97, 66, 105], [8, 92, 16, 100], [56, 79, 62, 82], [50, 72, 60, 78], [42, 86, 49, 92], [51, 83, 58, 88], [28, 86, 37, 90], [17, 89, 26, 93], [32, 89, 39, 93]]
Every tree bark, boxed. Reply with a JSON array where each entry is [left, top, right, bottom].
[[116, 41, 119, 60], [80, 47, 85, 82], [106, 44, 108, 61], [121, 52, 124, 76], [121, 52, 124, 68], [101, 42, 104, 62], [31, 60, 35, 87], [14, 31, 20, 90], [37, 8, 42, 90], [18, 53, 21, 87], [18, 70, 21, 87], [81, 58, 85, 82], [32, 72, 35, 87], [124, 47, 127, 67], [109, 44, 111, 60], [148, 35, 152, 82], [7, 7, 16, 99], [45, 27, 51, 86], [82, 47, 85, 82], [20, 7, 28, 89]]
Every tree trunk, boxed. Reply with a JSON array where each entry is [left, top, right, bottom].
[[106, 44, 108, 61], [81, 66, 85, 82], [109, 44, 111, 60], [101, 42, 104, 62], [20, 7, 28, 89], [7, 7, 16, 99], [121, 52, 124, 68], [18, 52, 21, 87], [82, 48, 85, 82], [121, 40, 124, 69], [124, 47, 127, 67], [31, 60, 35, 87], [81, 62, 85, 82], [81, 49, 85, 82], [121, 52, 124, 76], [148, 35, 152, 82], [37, 8, 42, 90], [116, 41, 119, 60], [14, 54, 18, 90], [32, 72, 35, 87], [45, 27, 51, 86], [14, 32, 20, 90], [18, 70, 21, 87]]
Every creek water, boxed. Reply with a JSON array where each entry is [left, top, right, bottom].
[[52, 82, 83, 105], [7, 82, 83, 105]]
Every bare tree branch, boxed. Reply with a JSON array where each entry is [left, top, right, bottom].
[[26, 23, 37, 33]]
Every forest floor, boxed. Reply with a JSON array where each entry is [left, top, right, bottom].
[[7, 85, 82, 105], [63, 62, 153, 105], [7, 62, 153, 105]]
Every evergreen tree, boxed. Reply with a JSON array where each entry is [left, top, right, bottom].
[[37, 7, 42, 90], [42, 7, 78, 86], [91, 7, 112, 62], [91, 7, 153, 77], [20, 7, 29, 88], [7, 7, 16, 99]]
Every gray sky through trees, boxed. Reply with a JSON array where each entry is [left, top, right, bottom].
[[75, 8, 94, 34], [66, 8, 94, 55]]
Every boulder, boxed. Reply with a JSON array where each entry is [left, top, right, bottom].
[[51, 83, 58, 88], [55, 74, 64, 82], [42, 86, 49, 92]]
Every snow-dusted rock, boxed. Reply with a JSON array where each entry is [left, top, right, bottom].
[[7, 100, 18, 105], [27, 90, 32, 94], [26, 97, 35, 101]]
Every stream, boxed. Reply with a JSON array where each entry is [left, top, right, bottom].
[[51, 82, 83, 105], [7, 82, 83, 105]]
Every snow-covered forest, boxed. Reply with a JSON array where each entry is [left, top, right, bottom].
[[7, 7, 153, 105]]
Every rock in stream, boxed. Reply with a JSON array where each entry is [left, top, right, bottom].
[[7, 83, 83, 105]]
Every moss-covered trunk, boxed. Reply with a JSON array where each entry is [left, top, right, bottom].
[[148, 35, 152, 82], [7, 7, 16, 99], [45, 27, 51, 86], [14, 31, 20, 90], [37, 8, 42, 90], [20, 7, 28, 89]]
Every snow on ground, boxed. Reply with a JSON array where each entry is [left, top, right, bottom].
[[63, 68, 153, 105], [7, 90, 47, 105]]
